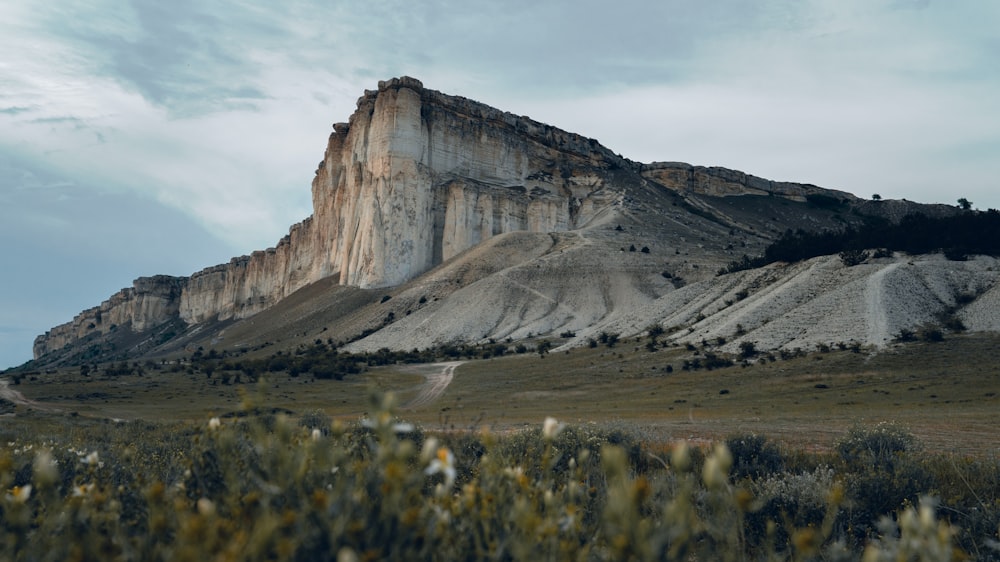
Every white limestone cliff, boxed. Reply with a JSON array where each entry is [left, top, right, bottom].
[[35, 77, 625, 356], [32, 76, 866, 360]]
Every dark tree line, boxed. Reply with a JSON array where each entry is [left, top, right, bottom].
[[721, 209, 1000, 275]]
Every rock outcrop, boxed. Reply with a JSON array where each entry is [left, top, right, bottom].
[[640, 162, 858, 201], [33, 276, 186, 358], [308, 76, 625, 289], [34, 77, 629, 357]]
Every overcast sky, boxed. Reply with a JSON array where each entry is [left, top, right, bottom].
[[2, 0, 998, 368]]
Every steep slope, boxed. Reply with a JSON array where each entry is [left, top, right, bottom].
[[587, 253, 1000, 353]]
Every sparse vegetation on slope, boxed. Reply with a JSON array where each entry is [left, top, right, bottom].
[[720, 209, 1000, 275]]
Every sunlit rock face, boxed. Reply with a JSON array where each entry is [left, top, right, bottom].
[[309, 76, 622, 289], [181, 76, 624, 322]]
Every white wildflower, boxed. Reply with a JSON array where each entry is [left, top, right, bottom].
[[7, 484, 31, 504], [208, 417, 221, 430], [360, 416, 413, 433], [33, 450, 58, 487], [197, 497, 216, 516], [420, 437, 440, 462], [72, 483, 95, 497], [83, 451, 99, 466], [311, 428, 322, 441], [337, 547, 359, 562], [542, 417, 564, 440], [392, 422, 414, 433], [425, 447, 456, 488]]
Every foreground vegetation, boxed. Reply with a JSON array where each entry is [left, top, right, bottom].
[[2, 391, 999, 561]]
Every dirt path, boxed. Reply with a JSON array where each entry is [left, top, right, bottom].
[[403, 361, 464, 409], [865, 262, 900, 346], [0, 379, 61, 413]]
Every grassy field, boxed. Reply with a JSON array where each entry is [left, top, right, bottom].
[[3, 335, 999, 560], [5, 333, 998, 455], [421, 336, 1000, 454]]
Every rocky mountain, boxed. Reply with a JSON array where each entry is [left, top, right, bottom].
[[31, 77, 997, 366]]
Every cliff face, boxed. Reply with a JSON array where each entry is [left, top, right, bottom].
[[180, 77, 625, 321], [34, 77, 627, 356], [309, 76, 624, 288], [33, 276, 186, 358]]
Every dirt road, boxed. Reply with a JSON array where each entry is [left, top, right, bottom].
[[0, 379, 60, 413], [403, 361, 464, 409]]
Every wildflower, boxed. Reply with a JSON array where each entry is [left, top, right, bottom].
[[311, 428, 322, 441], [425, 447, 456, 488], [72, 483, 95, 497], [337, 547, 358, 562], [208, 417, 221, 430], [33, 450, 58, 487], [671, 441, 692, 473], [7, 484, 31, 504], [420, 437, 440, 462], [83, 451, 99, 466], [702, 443, 733, 489], [197, 497, 216, 516], [542, 417, 564, 440]]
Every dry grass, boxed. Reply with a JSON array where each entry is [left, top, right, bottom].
[[397, 333, 1000, 455], [8, 333, 999, 455]]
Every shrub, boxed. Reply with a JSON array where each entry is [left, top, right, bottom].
[[746, 466, 837, 550], [918, 325, 944, 342], [835, 422, 934, 543], [839, 249, 870, 266], [726, 433, 785, 480]]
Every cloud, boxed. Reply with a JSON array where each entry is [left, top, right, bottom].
[[39, 1, 271, 117], [0, 155, 238, 369], [2, 0, 1000, 367]]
